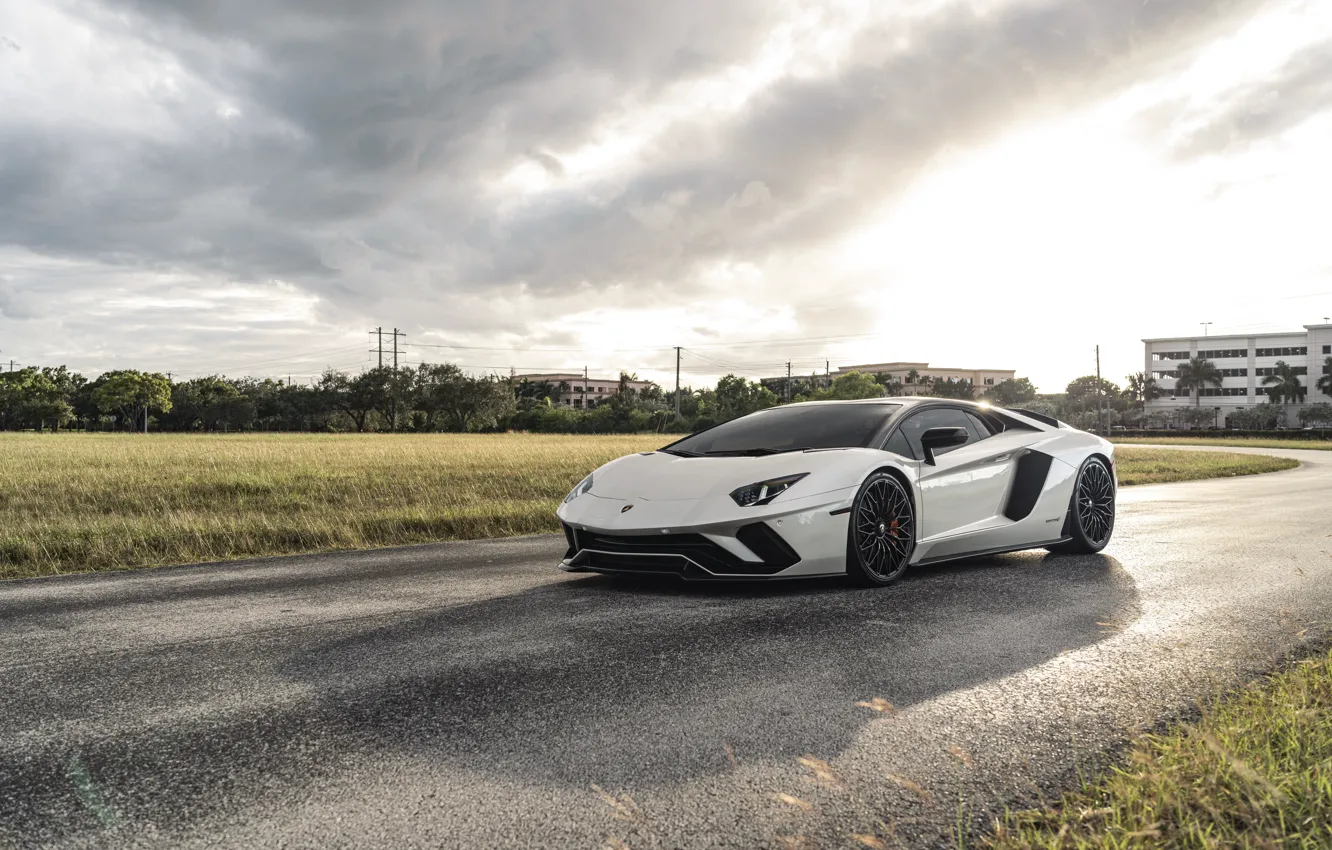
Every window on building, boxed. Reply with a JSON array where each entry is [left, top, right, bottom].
[[1324, 345, 1331, 354], [572, 399, 583, 408], [1255, 347, 1308, 357], [1173, 387, 1251, 398], [1218, 368, 1247, 377], [1199, 349, 1247, 358], [1154, 351, 1189, 360], [1255, 366, 1307, 377], [983, 377, 995, 385], [1153, 370, 1180, 378]]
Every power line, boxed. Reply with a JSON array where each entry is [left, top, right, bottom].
[[167, 344, 368, 375], [403, 341, 668, 353], [400, 329, 888, 355], [680, 332, 885, 350], [681, 348, 823, 373]]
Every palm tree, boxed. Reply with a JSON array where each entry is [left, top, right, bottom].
[[1262, 361, 1306, 427], [1124, 372, 1163, 421], [1174, 357, 1222, 407], [1317, 356, 1332, 398]]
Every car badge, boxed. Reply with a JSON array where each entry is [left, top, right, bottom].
[[621, 504, 634, 513]]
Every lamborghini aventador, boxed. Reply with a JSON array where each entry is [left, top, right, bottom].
[[556, 398, 1116, 586]]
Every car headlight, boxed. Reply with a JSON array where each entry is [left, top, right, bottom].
[[564, 473, 595, 503], [730, 473, 809, 507]]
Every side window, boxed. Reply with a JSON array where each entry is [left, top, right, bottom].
[[966, 412, 995, 437], [895, 408, 981, 459], [884, 429, 915, 459]]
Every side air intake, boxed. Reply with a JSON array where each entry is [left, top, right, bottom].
[[1004, 451, 1054, 521]]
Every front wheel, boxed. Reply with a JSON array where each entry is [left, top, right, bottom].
[[845, 471, 915, 587], [1048, 456, 1115, 554]]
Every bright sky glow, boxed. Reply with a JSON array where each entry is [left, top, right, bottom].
[[2, 0, 1331, 392]]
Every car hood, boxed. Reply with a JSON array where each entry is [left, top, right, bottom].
[[589, 450, 840, 501]]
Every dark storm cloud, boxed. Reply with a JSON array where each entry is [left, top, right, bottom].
[[0, 0, 1283, 339], [449, 0, 1276, 297], [1164, 37, 1332, 157]]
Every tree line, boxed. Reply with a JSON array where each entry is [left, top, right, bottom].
[[7, 355, 1322, 434], [0, 363, 1044, 434]]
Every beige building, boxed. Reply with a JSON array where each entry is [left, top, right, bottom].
[[513, 372, 654, 409], [833, 361, 1017, 395]]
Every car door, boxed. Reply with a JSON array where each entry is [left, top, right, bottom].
[[894, 406, 1023, 540]]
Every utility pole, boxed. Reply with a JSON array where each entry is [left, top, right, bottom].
[[674, 346, 682, 421], [583, 366, 588, 409], [786, 361, 792, 403], [825, 359, 830, 388], [370, 327, 383, 368], [1096, 345, 1104, 434], [390, 327, 406, 372]]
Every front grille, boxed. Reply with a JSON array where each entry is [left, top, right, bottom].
[[581, 551, 695, 574], [562, 523, 800, 577]]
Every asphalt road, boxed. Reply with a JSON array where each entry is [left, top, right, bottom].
[[3, 445, 1330, 849]]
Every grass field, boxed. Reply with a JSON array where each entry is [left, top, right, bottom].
[[983, 648, 1332, 849], [1114, 436, 1332, 451], [0, 434, 1300, 580], [1111, 448, 1297, 486]]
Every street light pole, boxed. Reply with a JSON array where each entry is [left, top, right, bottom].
[[1200, 321, 1212, 336]]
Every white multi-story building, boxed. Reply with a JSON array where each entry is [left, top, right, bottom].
[[513, 372, 655, 409], [1143, 324, 1332, 424]]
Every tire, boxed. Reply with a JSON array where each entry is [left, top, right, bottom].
[[845, 471, 916, 587], [1047, 456, 1115, 554]]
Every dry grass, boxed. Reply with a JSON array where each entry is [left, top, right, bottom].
[[1112, 447, 1298, 486], [0, 432, 664, 580], [984, 649, 1332, 849], [0, 435, 1298, 580]]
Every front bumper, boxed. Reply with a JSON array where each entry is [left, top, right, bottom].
[[561, 522, 805, 580], [557, 486, 857, 580]]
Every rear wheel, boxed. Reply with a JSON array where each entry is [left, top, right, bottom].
[[1048, 456, 1115, 554], [846, 472, 915, 587]]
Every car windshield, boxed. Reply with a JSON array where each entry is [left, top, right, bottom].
[[662, 404, 901, 455]]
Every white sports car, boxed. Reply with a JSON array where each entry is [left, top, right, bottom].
[[557, 398, 1116, 586]]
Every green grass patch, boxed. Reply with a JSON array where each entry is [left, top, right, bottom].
[[1114, 436, 1332, 451], [1113, 448, 1298, 486], [983, 649, 1332, 849], [0, 435, 1299, 580]]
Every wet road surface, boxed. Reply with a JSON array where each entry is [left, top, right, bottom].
[[2, 445, 1329, 848]]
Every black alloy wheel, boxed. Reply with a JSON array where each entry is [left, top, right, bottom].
[[1049, 456, 1115, 554], [846, 471, 915, 586]]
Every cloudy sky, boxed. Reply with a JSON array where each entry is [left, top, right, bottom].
[[2, 0, 1331, 392]]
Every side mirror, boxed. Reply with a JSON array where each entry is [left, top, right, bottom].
[[920, 426, 969, 465]]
